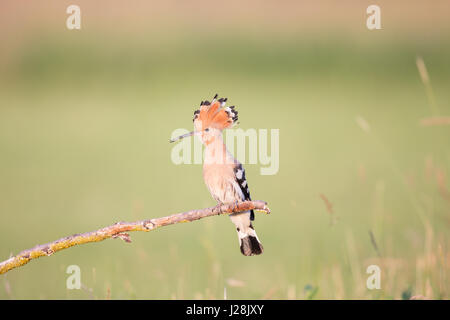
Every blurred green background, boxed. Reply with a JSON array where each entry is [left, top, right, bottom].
[[1, 0, 449, 299]]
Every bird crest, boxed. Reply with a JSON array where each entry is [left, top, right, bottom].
[[193, 94, 238, 131]]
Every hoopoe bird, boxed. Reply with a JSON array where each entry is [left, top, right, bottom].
[[170, 94, 264, 256]]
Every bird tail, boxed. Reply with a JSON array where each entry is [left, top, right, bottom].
[[231, 212, 263, 256], [239, 227, 264, 256]]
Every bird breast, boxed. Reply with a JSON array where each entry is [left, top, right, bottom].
[[203, 163, 240, 204]]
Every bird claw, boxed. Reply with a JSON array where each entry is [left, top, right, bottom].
[[213, 203, 223, 214]]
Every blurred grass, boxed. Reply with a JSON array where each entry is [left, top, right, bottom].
[[0, 30, 449, 299]]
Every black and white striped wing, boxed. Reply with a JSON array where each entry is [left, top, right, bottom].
[[233, 163, 255, 221]]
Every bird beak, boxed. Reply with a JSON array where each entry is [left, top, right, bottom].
[[169, 131, 200, 143]]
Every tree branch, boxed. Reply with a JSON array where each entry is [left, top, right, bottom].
[[0, 200, 270, 275]]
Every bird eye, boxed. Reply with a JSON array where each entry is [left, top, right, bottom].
[[205, 128, 209, 132]]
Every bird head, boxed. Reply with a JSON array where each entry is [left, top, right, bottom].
[[170, 94, 238, 145]]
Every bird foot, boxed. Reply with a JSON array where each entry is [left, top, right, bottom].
[[213, 203, 223, 214]]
